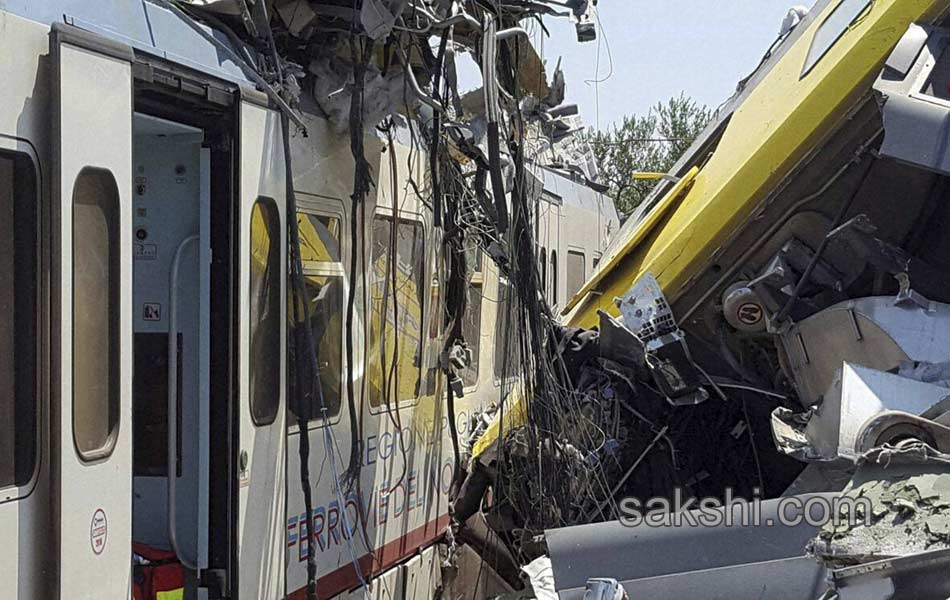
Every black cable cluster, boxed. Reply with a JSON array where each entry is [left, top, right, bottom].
[[168, 0, 609, 593]]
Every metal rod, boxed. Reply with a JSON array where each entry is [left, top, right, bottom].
[[773, 156, 875, 324]]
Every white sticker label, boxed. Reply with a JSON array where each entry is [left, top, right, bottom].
[[143, 303, 162, 322], [90, 509, 107, 555], [736, 302, 763, 326]]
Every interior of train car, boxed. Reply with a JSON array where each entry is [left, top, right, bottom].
[[128, 77, 241, 595], [130, 111, 213, 581]]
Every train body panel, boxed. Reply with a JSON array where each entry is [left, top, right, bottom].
[[0, 3, 618, 598], [0, 12, 52, 600]]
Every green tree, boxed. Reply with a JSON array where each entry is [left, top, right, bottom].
[[591, 94, 711, 217]]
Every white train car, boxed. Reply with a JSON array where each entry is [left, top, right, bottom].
[[0, 2, 618, 599], [534, 166, 618, 313]]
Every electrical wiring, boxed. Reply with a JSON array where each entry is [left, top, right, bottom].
[[341, 33, 375, 495], [157, 0, 308, 132], [171, 0, 647, 583]]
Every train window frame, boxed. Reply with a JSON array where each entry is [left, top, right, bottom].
[[248, 197, 283, 427], [801, 0, 873, 78], [0, 144, 40, 500], [460, 247, 483, 390], [493, 275, 522, 384], [71, 167, 121, 462], [566, 248, 586, 302], [366, 209, 428, 413], [288, 198, 347, 432]]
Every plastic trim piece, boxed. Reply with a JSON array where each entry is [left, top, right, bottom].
[[50, 22, 134, 64]]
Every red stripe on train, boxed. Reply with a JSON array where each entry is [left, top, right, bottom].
[[287, 514, 451, 599]]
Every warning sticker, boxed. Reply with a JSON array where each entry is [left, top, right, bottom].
[[143, 303, 162, 322], [90, 508, 107, 555], [134, 243, 158, 260], [736, 302, 763, 326]]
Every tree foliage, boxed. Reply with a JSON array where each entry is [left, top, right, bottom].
[[590, 94, 712, 217]]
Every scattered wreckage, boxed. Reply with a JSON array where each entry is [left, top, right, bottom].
[[450, 2, 950, 599]]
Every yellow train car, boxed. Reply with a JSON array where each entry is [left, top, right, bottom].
[[565, 0, 950, 329]]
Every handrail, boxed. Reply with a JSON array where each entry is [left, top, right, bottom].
[[168, 234, 199, 571]]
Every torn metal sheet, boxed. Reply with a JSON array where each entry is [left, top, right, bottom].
[[618, 273, 708, 406], [360, 0, 407, 40], [780, 297, 950, 407], [274, 0, 317, 36], [309, 56, 413, 133], [771, 406, 822, 461], [770, 363, 950, 462], [521, 556, 557, 600], [580, 578, 627, 600]]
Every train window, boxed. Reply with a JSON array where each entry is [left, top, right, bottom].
[[289, 211, 344, 423], [550, 250, 558, 305], [461, 249, 483, 388], [801, 0, 872, 77], [298, 213, 341, 263], [249, 199, 282, 426], [566, 250, 586, 299], [288, 275, 343, 422], [0, 150, 37, 488], [72, 168, 120, 460], [368, 215, 426, 408], [540, 247, 547, 298], [493, 278, 522, 381]]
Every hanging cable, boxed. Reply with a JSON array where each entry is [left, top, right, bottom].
[[282, 113, 319, 600], [341, 34, 376, 491]]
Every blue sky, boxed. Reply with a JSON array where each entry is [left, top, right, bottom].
[[535, 1, 811, 131]]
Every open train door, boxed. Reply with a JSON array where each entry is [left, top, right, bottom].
[[236, 93, 287, 599], [50, 24, 134, 598]]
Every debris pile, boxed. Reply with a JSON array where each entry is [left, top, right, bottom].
[[460, 304, 804, 565], [812, 441, 950, 566]]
